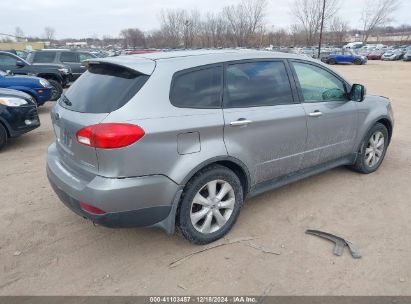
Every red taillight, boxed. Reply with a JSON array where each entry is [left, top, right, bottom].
[[80, 202, 106, 215], [76, 123, 145, 149]]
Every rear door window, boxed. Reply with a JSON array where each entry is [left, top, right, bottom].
[[33, 52, 56, 63], [170, 66, 222, 108], [78, 53, 95, 62], [60, 63, 149, 113], [224, 61, 294, 108], [60, 52, 79, 63]]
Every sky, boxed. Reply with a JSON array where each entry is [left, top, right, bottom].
[[1, 0, 410, 39]]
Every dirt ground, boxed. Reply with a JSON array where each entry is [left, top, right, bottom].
[[0, 60, 410, 296]]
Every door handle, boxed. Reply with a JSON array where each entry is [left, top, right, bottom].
[[309, 111, 323, 117], [230, 119, 253, 127]]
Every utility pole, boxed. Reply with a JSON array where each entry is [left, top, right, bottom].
[[318, 0, 326, 58]]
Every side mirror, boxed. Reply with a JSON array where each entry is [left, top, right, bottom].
[[16, 60, 25, 67], [350, 84, 366, 102]]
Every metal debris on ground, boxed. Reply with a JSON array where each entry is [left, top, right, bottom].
[[245, 242, 281, 255], [168, 236, 255, 268], [305, 229, 362, 259], [177, 284, 187, 290]]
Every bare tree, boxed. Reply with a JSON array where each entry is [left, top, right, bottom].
[[44, 26, 56, 41], [329, 17, 349, 45], [120, 28, 146, 48], [223, 0, 267, 47], [290, 24, 306, 46], [267, 28, 289, 47], [291, 0, 339, 45], [360, 0, 400, 42], [159, 9, 185, 48], [14, 27, 25, 39]]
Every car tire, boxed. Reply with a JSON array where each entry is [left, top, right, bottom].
[[177, 164, 244, 245], [47, 79, 63, 101], [349, 123, 389, 174], [0, 123, 8, 150], [27, 93, 41, 107], [328, 58, 336, 65], [354, 58, 362, 65]]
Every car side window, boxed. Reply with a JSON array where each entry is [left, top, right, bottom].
[[79, 53, 94, 62], [33, 52, 56, 63], [170, 66, 222, 108], [292, 62, 348, 102], [60, 52, 79, 63], [224, 61, 293, 108], [0, 54, 17, 66]]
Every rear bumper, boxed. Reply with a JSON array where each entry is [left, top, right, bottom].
[[47, 143, 180, 229]]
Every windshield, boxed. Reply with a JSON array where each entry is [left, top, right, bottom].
[[60, 62, 149, 113]]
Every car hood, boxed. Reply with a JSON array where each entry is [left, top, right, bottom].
[[0, 88, 33, 100], [1, 75, 43, 86]]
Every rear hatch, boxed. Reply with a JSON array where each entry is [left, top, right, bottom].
[[51, 59, 153, 176]]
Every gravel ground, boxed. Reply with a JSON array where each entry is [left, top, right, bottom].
[[0, 60, 410, 295]]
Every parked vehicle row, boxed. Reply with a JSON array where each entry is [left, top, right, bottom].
[[355, 44, 411, 61], [0, 51, 71, 100], [46, 50, 393, 244]]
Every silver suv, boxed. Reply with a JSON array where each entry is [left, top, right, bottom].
[[47, 50, 394, 244]]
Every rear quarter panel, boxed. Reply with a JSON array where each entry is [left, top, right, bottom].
[[97, 59, 227, 184]]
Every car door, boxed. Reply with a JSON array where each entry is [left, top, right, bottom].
[[290, 60, 358, 169], [0, 53, 26, 75], [59, 52, 81, 79], [334, 51, 345, 63], [222, 60, 307, 186], [344, 51, 356, 63]]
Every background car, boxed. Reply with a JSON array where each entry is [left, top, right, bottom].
[[381, 49, 404, 61], [367, 50, 384, 60], [0, 51, 71, 100], [0, 70, 52, 106], [324, 50, 367, 65], [0, 88, 40, 150], [403, 47, 411, 61], [26, 50, 97, 80]]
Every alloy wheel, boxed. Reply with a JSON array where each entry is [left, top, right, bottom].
[[365, 131, 385, 168], [190, 180, 235, 234]]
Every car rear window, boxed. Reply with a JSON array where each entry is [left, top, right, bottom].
[[33, 52, 56, 63], [60, 63, 149, 113]]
